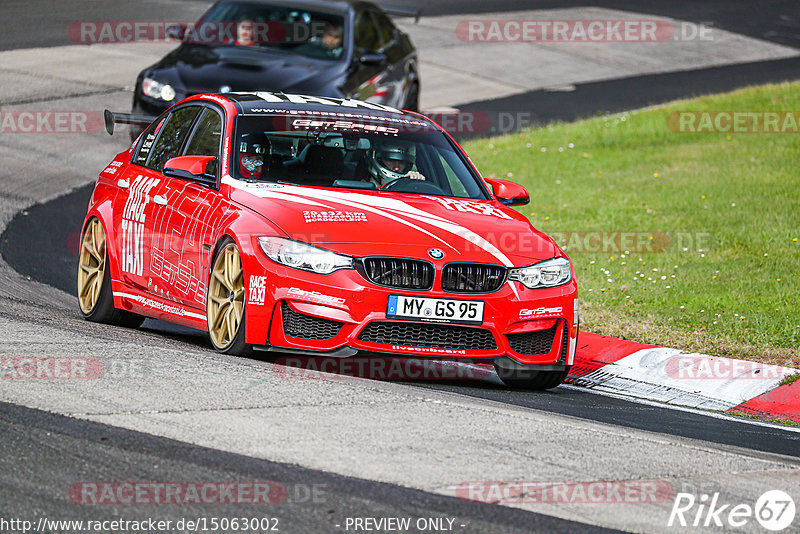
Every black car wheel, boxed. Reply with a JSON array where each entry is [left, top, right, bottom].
[[403, 81, 419, 112], [77, 217, 144, 328]]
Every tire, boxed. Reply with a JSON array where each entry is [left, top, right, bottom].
[[206, 238, 251, 356], [404, 81, 419, 112], [494, 364, 571, 391], [77, 217, 144, 328]]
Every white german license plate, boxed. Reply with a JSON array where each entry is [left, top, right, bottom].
[[387, 295, 484, 325]]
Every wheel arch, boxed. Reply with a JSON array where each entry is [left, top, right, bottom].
[[206, 209, 286, 347], [81, 200, 122, 292]]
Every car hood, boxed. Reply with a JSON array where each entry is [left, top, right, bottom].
[[148, 44, 343, 94], [230, 183, 557, 267]]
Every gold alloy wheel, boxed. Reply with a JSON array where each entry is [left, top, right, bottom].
[[77, 218, 106, 314], [207, 243, 245, 349]]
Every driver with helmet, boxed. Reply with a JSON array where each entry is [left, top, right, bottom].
[[367, 139, 426, 187]]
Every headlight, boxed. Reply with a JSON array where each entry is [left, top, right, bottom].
[[142, 77, 176, 101], [258, 237, 353, 274], [508, 257, 571, 289]]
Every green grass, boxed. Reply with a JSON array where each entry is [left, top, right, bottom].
[[465, 81, 800, 366], [779, 372, 799, 387]]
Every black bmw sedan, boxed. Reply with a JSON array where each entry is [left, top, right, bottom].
[[131, 0, 420, 132]]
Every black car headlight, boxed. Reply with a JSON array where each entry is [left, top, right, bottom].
[[508, 257, 571, 289], [258, 237, 353, 274]]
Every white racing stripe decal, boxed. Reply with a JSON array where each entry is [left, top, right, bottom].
[[115, 291, 206, 320], [291, 188, 515, 266], [231, 182, 337, 209], [231, 180, 515, 265], [291, 191, 457, 251], [225, 176, 456, 251], [273, 187, 522, 298], [224, 178, 523, 298]]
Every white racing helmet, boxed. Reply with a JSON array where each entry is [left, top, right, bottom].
[[369, 139, 415, 185]]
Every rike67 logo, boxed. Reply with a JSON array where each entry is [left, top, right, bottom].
[[668, 490, 795, 531]]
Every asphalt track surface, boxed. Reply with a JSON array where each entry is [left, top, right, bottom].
[[2, 1, 800, 532], [1, 401, 616, 534], [459, 56, 800, 138]]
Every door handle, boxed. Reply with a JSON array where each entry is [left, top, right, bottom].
[[117, 179, 129, 188], [153, 195, 168, 206]]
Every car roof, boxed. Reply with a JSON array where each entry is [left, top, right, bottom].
[[214, 0, 377, 16], [213, 91, 441, 130]]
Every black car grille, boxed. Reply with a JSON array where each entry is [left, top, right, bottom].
[[358, 321, 497, 350], [282, 303, 343, 340], [441, 263, 507, 293], [559, 321, 569, 363], [359, 258, 434, 290], [507, 323, 558, 355]]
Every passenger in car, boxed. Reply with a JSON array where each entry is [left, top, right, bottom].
[[235, 18, 257, 47]]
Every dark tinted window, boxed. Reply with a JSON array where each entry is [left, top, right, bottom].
[[195, 2, 345, 60], [232, 114, 488, 199], [372, 12, 395, 49], [354, 11, 380, 51], [184, 108, 222, 176], [134, 117, 166, 166], [146, 106, 201, 172], [185, 109, 222, 156]]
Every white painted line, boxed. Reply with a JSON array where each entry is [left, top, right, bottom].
[[561, 384, 800, 434]]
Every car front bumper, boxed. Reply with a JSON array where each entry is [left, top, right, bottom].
[[240, 245, 578, 367]]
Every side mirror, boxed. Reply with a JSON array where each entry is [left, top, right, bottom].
[[166, 23, 187, 41], [484, 178, 530, 206], [359, 52, 387, 65], [164, 155, 217, 186]]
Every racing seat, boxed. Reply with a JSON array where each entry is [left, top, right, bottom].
[[301, 145, 345, 186], [238, 133, 270, 179]]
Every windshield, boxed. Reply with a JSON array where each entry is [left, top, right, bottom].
[[232, 114, 489, 199], [193, 1, 345, 60]]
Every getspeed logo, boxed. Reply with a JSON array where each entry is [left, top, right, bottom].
[[520, 306, 563, 319]]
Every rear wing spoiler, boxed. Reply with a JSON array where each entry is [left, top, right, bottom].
[[103, 109, 155, 135], [380, 5, 421, 22]]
